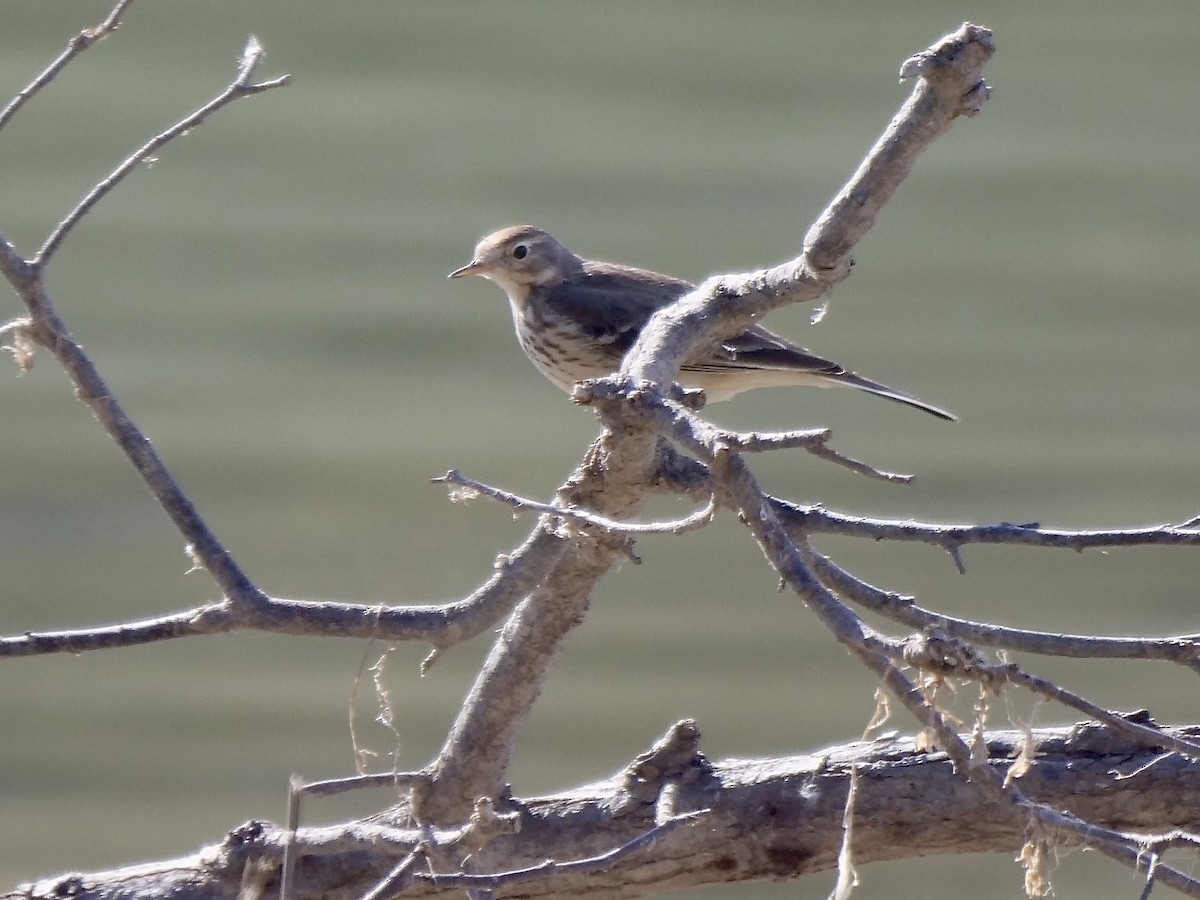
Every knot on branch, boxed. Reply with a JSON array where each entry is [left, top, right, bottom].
[[572, 376, 705, 411], [899, 22, 995, 117], [615, 719, 713, 818], [903, 627, 999, 687], [462, 796, 522, 853], [223, 818, 271, 850], [1066, 710, 1164, 755]]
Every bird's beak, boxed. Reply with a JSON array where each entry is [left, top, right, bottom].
[[448, 259, 488, 279]]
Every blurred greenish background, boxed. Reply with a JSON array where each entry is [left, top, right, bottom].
[[2, 2, 1198, 897]]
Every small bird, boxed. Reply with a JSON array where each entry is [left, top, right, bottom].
[[449, 225, 954, 420]]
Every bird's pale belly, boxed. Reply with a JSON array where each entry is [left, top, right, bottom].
[[513, 326, 609, 393]]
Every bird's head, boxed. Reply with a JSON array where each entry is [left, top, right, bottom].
[[448, 225, 581, 297]]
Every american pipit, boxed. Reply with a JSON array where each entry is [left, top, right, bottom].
[[449, 225, 954, 420]]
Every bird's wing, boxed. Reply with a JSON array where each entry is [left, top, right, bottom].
[[696, 323, 957, 420], [538, 263, 694, 352], [683, 322, 846, 376]]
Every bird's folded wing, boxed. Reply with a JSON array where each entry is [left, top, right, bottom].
[[541, 265, 694, 347], [686, 323, 846, 375]]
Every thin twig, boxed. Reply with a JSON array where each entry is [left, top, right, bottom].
[[0, 524, 565, 657], [279, 775, 303, 900], [802, 544, 1200, 671], [415, 812, 706, 891], [0, 39, 291, 599], [434, 469, 717, 536], [359, 848, 426, 900], [1138, 829, 1200, 854], [298, 771, 430, 799], [35, 36, 291, 266], [998, 664, 1200, 757], [721, 426, 913, 483], [682, 374, 1197, 892], [1028, 807, 1200, 898], [0, 0, 135, 132], [800, 440, 914, 484], [776, 501, 1200, 553], [649, 446, 1200, 556]]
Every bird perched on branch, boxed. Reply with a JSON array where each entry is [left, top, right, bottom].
[[449, 225, 954, 421]]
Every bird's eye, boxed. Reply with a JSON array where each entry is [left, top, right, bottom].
[[512, 244, 529, 260]]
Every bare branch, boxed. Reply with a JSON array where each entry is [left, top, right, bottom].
[[577, 378, 912, 483], [616, 23, 994, 395], [434, 469, 716, 536], [721, 426, 913, 483], [0, 39, 291, 604], [601, 330, 1196, 891], [0, 524, 570, 658], [421, 426, 664, 822], [803, 544, 1200, 670], [997, 667, 1200, 757], [295, 771, 431, 800], [0, 0, 135, 132], [719, 426, 831, 452], [414, 812, 707, 892], [803, 24, 994, 268], [776, 501, 1200, 554], [648, 447, 1200, 562], [34, 37, 291, 266], [24, 725, 1200, 899]]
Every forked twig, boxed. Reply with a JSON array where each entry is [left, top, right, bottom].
[[0, 36, 291, 602], [722, 427, 913, 483], [35, 36, 290, 266]]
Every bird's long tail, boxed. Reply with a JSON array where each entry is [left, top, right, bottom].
[[833, 371, 957, 421]]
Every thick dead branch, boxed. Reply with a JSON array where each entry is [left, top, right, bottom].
[[12, 724, 1200, 900]]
